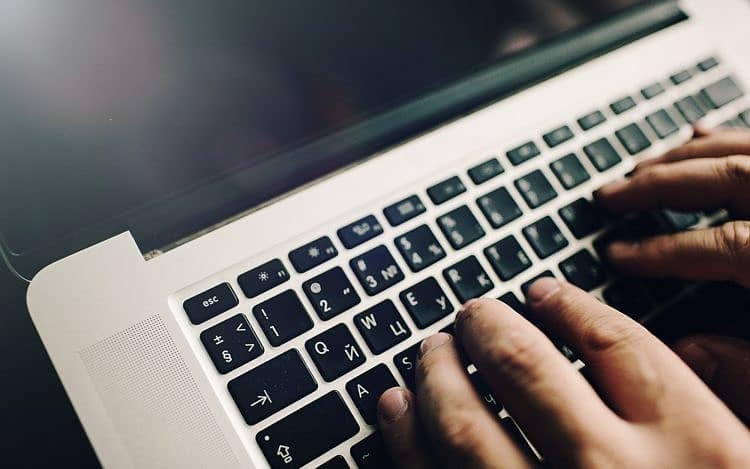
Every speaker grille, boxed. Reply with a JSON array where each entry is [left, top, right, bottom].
[[80, 315, 239, 468]]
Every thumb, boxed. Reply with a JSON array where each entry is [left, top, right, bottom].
[[607, 221, 750, 288], [674, 335, 750, 424]]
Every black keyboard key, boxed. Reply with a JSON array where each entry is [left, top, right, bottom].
[[229, 349, 317, 425], [702, 77, 744, 108], [643, 277, 693, 304], [583, 138, 622, 172], [351, 433, 396, 469], [550, 153, 591, 189], [256, 391, 358, 469], [501, 418, 538, 462], [615, 123, 651, 155], [559, 198, 605, 239], [740, 110, 750, 127], [470, 372, 503, 414], [484, 235, 532, 281], [641, 82, 665, 100], [593, 215, 667, 266], [306, 324, 366, 382], [661, 210, 700, 231], [610, 96, 636, 115], [498, 292, 529, 316], [346, 364, 399, 424], [646, 109, 679, 139], [506, 141, 540, 166], [238, 259, 290, 298], [523, 217, 569, 259], [338, 215, 384, 249], [437, 205, 485, 249], [317, 456, 349, 469], [383, 195, 426, 227], [427, 176, 466, 205], [253, 290, 314, 346], [303, 267, 361, 320], [514, 170, 557, 209], [577, 110, 606, 131], [393, 342, 420, 391], [350, 245, 405, 296], [200, 314, 264, 374], [354, 300, 411, 354], [443, 255, 494, 303], [468, 158, 504, 185], [675, 95, 706, 124], [289, 236, 338, 273], [183, 283, 239, 325], [543, 125, 574, 148], [400, 277, 454, 328], [697, 56, 719, 72], [724, 117, 746, 128], [603, 279, 655, 319], [670, 69, 693, 85], [395, 224, 446, 272], [521, 270, 556, 296], [559, 250, 607, 291], [476, 187, 523, 229]]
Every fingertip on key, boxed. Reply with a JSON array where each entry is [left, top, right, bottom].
[[526, 277, 562, 306], [378, 387, 409, 424]]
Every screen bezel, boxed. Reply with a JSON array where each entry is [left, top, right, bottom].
[[1, 0, 686, 281]]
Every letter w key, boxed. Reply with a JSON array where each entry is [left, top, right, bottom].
[[354, 300, 411, 354]]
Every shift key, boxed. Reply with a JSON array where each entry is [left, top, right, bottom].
[[256, 391, 359, 469]]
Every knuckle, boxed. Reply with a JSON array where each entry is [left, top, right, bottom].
[[438, 412, 487, 455], [717, 221, 750, 257], [487, 329, 549, 383], [717, 221, 750, 287], [722, 155, 750, 184], [580, 315, 648, 355]]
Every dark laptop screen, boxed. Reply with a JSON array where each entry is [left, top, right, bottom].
[[0, 0, 652, 256]]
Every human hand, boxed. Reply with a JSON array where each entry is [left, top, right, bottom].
[[595, 126, 750, 287], [595, 126, 750, 423], [377, 281, 750, 468]]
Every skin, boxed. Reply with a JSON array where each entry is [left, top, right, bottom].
[[378, 127, 750, 467]]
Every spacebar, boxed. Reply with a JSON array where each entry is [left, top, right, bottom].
[[256, 392, 359, 468]]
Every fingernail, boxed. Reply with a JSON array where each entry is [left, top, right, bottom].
[[527, 277, 561, 306], [607, 241, 638, 259], [378, 388, 408, 423], [419, 332, 451, 358], [462, 298, 479, 311], [680, 343, 719, 382], [598, 179, 630, 196]]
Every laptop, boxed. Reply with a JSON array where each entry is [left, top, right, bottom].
[[3, 0, 750, 467]]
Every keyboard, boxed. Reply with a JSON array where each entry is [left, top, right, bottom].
[[178, 55, 749, 469]]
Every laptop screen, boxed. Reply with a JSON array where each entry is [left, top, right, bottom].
[[0, 0, 654, 258]]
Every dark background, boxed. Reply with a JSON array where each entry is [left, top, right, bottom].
[[0, 264, 100, 467]]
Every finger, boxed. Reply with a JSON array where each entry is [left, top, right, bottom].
[[415, 333, 533, 469], [526, 278, 739, 423], [455, 298, 623, 464], [674, 335, 750, 424], [692, 123, 715, 139], [596, 156, 750, 217], [378, 388, 434, 469], [607, 221, 750, 288], [636, 127, 750, 169]]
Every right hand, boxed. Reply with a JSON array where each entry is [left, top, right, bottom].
[[595, 126, 750, 422]]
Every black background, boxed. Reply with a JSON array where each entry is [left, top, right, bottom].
[[0, 264, 99, 468]]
